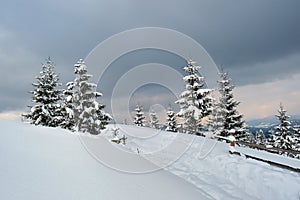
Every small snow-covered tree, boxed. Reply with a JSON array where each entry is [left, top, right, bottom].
[[23, 57, 63, 127], [149, 110, 160, 129], [273, 103, 293, 150], [266, 129, 276, 147], [214, 71, 247, 140], [175, 59, 213, 134], [71, 59, 110, 134], [292, 125, 300, 151], [165, 104, 177, 132], [133, 104, 145, 127], [255, 129, 266, 145], [245, 132, 255, 143]]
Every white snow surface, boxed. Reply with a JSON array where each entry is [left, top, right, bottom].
[[1, 120, 300, 200], [0, 119, 208, 200], [105, 125, 300, 200]]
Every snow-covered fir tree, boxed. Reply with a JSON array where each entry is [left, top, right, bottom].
[[23, 57, 63, 127], [59, 81, 76, 130], [266, 129, 276, 147], [149, 110, 160, 129], [292, 125, 300, 151], [133, 104, 145, 127], [207, 97, 224, 135], [165, 104, 177, 132], [255, 129, 266, 145], [71, 59, 110, 134], [245, 133, 256, 143], [175, 59, 213, 134], [273, 103, 293, 150], [212, 71, 247, 140]]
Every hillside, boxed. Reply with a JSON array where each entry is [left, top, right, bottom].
[[0, 119, 209, 200], [247, 115, 300, 135], [104, 125, 300, 200], [1, 119, 300, 199]]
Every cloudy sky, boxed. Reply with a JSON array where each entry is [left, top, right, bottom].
[[0, 0, 299, 121]]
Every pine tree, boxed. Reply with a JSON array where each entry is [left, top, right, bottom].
[[273, 103, 293, 150], [71, 59, 110, 134], [245, 132, 255, 143], [266, 129, 276, 147], [175, 59, 213, 134], [23, 57, 63, 127], [133, 104, 145, 127], [255, 129, 266, 145], [207, 97, 224, 135], [214, 71, 247, 140], [59, 81, 76, 130], [292, 125, 300, 151], [165, 104, 177, 132], [149, 110, 160, 129]]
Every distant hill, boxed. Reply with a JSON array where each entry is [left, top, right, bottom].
[[246, 115, 300, 136]]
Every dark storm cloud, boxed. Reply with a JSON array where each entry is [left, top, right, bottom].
[[0, 0, 299, 113], [2, 0, 300, 68]]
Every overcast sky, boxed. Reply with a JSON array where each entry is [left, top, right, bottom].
[[0, 0, 299, 121]]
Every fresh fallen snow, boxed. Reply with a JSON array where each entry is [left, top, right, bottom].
[[0, 119, 209, 200], [237, 146, 300, 169], [105, 124, 300, 200], [1, 120, 300, 200]]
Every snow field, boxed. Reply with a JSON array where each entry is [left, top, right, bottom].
[[110, 124, 300, 200], [0, 119, 209, 200]]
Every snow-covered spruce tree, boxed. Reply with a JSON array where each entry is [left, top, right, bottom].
[[133, 104, 145, 127], [266, 129, 276, 147], [292, 125, 300, 151], [59, 81, 76, 130], [23, 57, 63, 127], [214, 71, 247, 140], [255, 129, 266, 145], [165, 104, 177, 132], [245, 133, 256, 143], [71, 59, 110, 134], [273, 103, 293, 150], [175, 59, 213, 134], [149, 110, 160, 129], [207, 97, 224, 135]]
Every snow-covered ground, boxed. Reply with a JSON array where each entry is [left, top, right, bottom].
[[0, 119, 209, 200], [105, 124, 300, 200], [1, 120, 300, 200]]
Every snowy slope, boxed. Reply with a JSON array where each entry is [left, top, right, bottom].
[[108, 125, 300, 200], [0, 119, 210, 200], [1, 120, 300, 200]]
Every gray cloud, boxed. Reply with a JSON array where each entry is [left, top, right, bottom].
[[0, 0, 299, 117]]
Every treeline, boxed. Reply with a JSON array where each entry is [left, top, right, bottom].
[[23, 57, 300, 159]]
